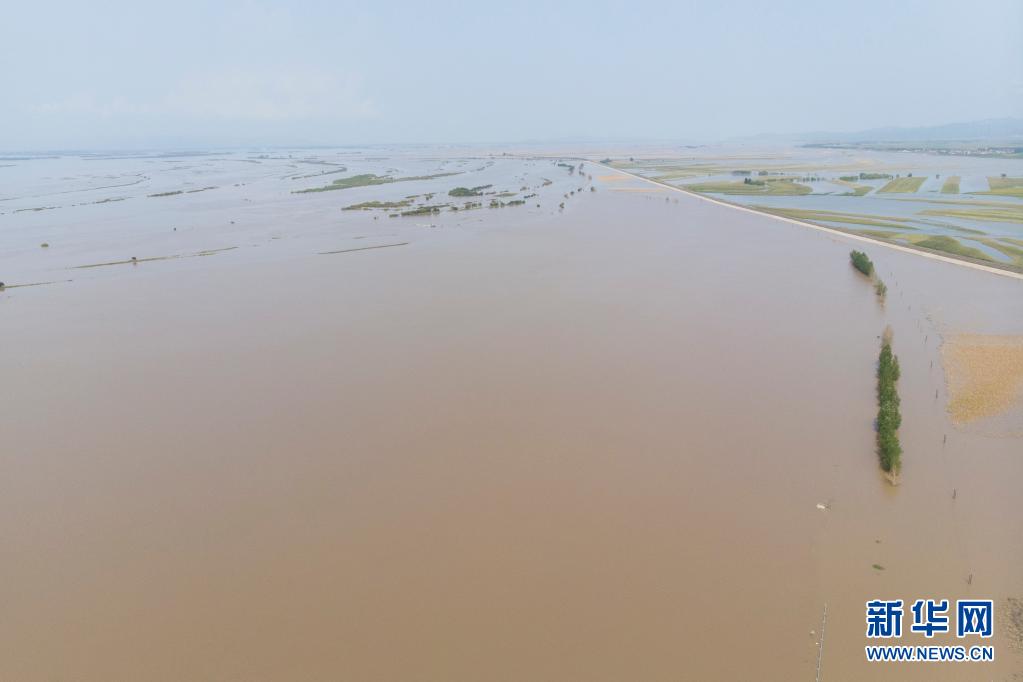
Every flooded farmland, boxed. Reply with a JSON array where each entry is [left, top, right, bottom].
[[618, 146, 1023, 272], [1, 151, 1022, 680]]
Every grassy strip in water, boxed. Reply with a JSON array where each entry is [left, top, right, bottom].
[[448, 184, 492, 197], [904, 235, 992, 261], [0, 278, 73, 290], [684, 179, 811, 196], [940, 176, 960, 194], [975, 238, 1023, 268], [986, 176, 1023, 190], [295, 172, 460, 194], [972, 176, 1023, 198], [72, 247, 237, 269], [919, 206, 1023, 224], [398, 204, 447, 216], [342, 199, 413, 211], [894, 196, 1021, 210], [291, 167, 348, 180], [853, 231, 1011, 266], [876, 332, 903, 474], [877, 177, 926, 194], [855, 229, 903, 240], [318, 242, 409, 255], [975, 187, 1023, 198], [148, 186, 215, 197], [450, 201, 483, 211], [753, 206, 912, 230]]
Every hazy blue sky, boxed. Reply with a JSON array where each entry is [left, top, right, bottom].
[[2, 0, 1021, 149]]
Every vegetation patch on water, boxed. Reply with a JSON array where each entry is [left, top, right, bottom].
[[977, 176, 1023, 198], [342, 199, 413, 211], [398, 204, 447, 216], [449, 201, 483, 211], [294, 171, 460, 194], [876, 328, 903, 476], [753, 206, 912, 230], [684, 179, 811, 196], [919, 205, 1023, 224], [940, 176, 961, 194], [319, 242, 409, 255], [850, 250, 874, 276], [835, 180, 873, 196], [291, 167, 348, 180], [72, 246, 238, 269], [904, 234, 992, 261], [850, 250, 887, 301], [878, 177, 926, 193], [148, 186, 215, 197], [975, 238, 1023, 268], [448, 185, 492, 197], [855, 229, 903, 240]]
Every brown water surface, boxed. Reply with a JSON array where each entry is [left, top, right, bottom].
[[1, 168, 1021, 680]]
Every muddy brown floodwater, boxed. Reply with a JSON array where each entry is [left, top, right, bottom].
[[1, 166, 1021, 681]]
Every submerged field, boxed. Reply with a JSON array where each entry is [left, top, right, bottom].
[[1, 151, 1022, 681], [615, 146, 1023, 272]]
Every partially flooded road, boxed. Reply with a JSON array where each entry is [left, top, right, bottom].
[[1, 161, 1020, 680]]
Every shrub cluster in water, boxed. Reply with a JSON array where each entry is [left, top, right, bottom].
[[876, 339, 902, 473], [850, 250, 874, 276], [849, 250, 888, 302]]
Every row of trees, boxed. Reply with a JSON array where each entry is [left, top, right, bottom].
[[850, 251, 901, 474], [876, 330, 903, 474]]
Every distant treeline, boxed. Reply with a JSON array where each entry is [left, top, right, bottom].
[[840, 172, 893, 181]]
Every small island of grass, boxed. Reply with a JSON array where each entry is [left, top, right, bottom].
[[449, 184, 493, 197], [294, 171, 460, 194], [878, 177, 926, 194]]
